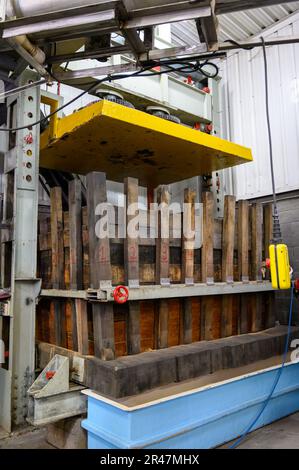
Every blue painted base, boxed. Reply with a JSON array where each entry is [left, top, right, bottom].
[[82, 362, 299, 449]]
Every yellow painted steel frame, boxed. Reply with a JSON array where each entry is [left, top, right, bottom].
[[40, 100, 253, 186], [41, 94, 60, 140]]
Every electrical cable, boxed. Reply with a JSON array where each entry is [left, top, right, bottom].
[[224, 39, 254, 51], [261, 37, 282, 243], [229, 284, 294, 449], [229, 37, 289, 449]]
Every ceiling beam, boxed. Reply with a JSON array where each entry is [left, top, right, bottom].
[[196, 0, 219, 51], [216, 0, 299, 15]]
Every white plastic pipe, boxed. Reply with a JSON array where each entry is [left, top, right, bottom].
[[5, 0, 180, 18], [6, 0, 111, 18]]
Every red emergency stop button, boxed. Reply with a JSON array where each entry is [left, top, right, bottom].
[[113, 286, 129, 304]]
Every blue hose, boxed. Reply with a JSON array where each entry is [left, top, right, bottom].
[[229, 284, 294, 449]]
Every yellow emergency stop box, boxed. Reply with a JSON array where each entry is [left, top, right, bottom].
[[269, 244, 291, 290]]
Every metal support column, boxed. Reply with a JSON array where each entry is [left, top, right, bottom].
[[0, 70, 41, 431]]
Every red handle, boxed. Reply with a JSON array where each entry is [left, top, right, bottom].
[[113, 286, 129, 304]]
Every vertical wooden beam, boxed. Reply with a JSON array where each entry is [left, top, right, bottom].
[[182, 188, 196, 285], [182, 188, 196, 345], [158, 300, 169, 349], [201, 297, 221, 341], [86, 172, 115, 360], [251, 203, 263, 332], [221, 196, 236, 337], [237, 200, 249, 335], [69, 179, 89, 355], [238, 200, 249, 283], [124, 177, 140, 287], [264, 291, 276, 329], [50, 187, 66, 347], [182, 297, 193, 344], [264, 203, 273, 261], [69, 179, 83, 290], [156, 186, 170, 349], [251, 203, 263, 282], [124, 177, 141, 355], [51, 187, 64, 290], [201, 192, 214, 284], [156, 185, 170, 285], [222, 195, 236, 284]]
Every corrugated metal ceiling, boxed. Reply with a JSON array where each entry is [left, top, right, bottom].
[[171, 2, 299, 45]]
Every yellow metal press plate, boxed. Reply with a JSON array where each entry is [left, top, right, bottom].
[[40, 100, 253, 186]]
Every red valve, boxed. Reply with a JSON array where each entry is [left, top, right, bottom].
[[113, 286, 129, 304], [185, 75, 193, 85], [205, 123, 213, 134], [46, 371, 56, 380], [266, 258, 271, 269], [202, 87, 211, 94], [25, 133, 33, 145]]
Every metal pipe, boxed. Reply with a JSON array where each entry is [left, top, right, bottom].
[[6, 0, 112, 18], [14, 35, 45, 64]]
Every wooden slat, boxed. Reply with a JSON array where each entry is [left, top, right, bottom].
[[50, 187, 66, 347], [140, 301, 155, 352], [156, 186, 170, 285], [191, 297, 201, 342], [124, 177, 140, 286], [201, 192, 214, 284], [156, 186, 170, 349], [124, 177, 141, 355], [251, 203, 263, 332], [182, 188, 196, 345], [75, 298, 89, 355], [251, 294, 263, 333], [238, 200, 249, 282], [50, 187, 64, 289], [238, 294, 249, 334], [264, 292, 276, 329], [69, 179, 87, 353], [168, 299, 181, 347], [222, 195, 236, 283], [221, 196, 236, 337], [86, 172, 115, 360], [182, 188, 196, 284], [251, 203, 263, 281], [182, 297, 192, 344], [69, 179, 83, 290], [264, 203, 273, 271], [201, 296, 221, 341], [158, 299, 169, 349], [221, 295, 233, 338]]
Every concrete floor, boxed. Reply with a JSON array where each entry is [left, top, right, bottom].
[[224, 412, 299, 449], [1, 413, 299, 449], [0, 427, 54, 449]]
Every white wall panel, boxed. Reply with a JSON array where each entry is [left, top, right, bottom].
[[220, 14, 299, 199]]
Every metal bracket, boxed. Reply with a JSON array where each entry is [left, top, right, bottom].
[[27, 355, 87, 426]]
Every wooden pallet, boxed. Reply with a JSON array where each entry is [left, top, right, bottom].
[[36, 172, 275, 360]]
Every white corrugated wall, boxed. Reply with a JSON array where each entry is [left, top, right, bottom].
[[220, 14, 299, 200]]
